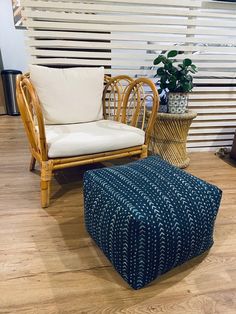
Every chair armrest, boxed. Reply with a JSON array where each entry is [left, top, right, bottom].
[[103, 76, 159, 146], [122, 78, 159, 146], [103, 75, 134, 121], [16, 74, 48, 161]]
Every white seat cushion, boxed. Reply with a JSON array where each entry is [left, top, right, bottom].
[[45, 120, 145, 158], [30, 65, 104, 125]]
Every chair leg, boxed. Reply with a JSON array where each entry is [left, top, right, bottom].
[[140, 145, 148, 158], [29, 156, 36, 171], [41, 161, 53, 208]]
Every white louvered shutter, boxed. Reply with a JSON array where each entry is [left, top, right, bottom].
[[21, 0, 236, 151]]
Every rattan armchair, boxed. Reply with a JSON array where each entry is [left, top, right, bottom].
[[16, 74, 159, 208]]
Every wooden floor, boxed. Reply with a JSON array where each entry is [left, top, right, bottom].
[[0, 116, 236, 314]]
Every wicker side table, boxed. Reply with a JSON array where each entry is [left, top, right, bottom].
[[149, 111, 197, 168]]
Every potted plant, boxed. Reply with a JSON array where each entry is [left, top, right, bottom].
[[153, 50, 198, 114]]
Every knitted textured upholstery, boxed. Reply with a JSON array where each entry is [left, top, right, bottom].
[[83, 156, 222, 289]]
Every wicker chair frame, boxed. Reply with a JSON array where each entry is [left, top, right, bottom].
[[16, 74, 159, 207]]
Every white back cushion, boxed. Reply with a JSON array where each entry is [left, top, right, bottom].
[[29, 65, 104, 124]]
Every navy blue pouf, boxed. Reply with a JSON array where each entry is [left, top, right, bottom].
[[83, 156, 222, 290]]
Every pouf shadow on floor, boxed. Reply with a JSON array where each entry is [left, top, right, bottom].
[[86, 239, 209, 291]]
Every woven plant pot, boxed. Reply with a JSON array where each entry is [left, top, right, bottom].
[[168, 92, 188, 114], [149, 111, 197, 168]]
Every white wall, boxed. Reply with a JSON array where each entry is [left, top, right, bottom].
[[0, 0, 28, 72]]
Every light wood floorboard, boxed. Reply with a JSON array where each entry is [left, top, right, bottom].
[[0, 116, 236, 314]]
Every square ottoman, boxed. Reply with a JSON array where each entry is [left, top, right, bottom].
[[83, 156, 222, 289]]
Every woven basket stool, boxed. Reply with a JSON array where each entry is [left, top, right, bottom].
[[149, 111, 197, 168]]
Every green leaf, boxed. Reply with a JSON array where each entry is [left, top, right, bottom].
[[167, 50, 178, 58], [156, 67, 165, 76], [175, 70, 183, 79], [168, 81, 177, 92], [185, 75, 193, 81], [169, 66, 178, 74], [160, 83, 166, 90], [164, 63, 172, 71], [161, 57, 169, 65], [183, 58, 192, 67], [191, 64, 198, 73], [160, 76, 167, 83], [166, 59, 172, 65], [189, 68, 196, 74], [153, 55, 165, 65], [182, 82, 192, 92], [169, 74, 177, 81]]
